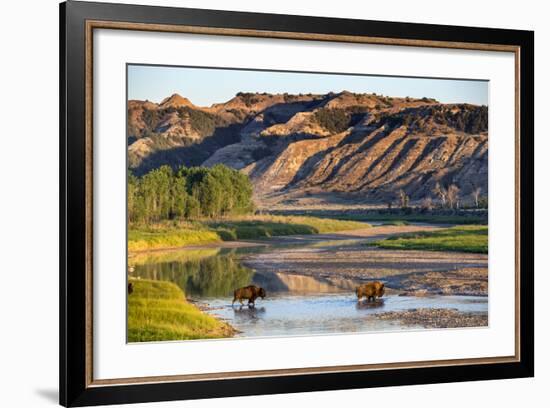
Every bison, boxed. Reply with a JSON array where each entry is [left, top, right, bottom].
[[232, 285, 266, 307], [356, 281, 385, 302]]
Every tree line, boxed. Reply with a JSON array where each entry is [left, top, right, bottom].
[[390, 182, 488, 211], [128, 164, 254, 224]]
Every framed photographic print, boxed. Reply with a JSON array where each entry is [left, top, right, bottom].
[[60, 0, 534, 406]]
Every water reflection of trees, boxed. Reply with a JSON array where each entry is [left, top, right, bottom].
[[134, 253, 253, 297]]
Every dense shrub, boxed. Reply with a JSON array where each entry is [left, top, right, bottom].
[[313, 108, 351, 133], [236, 92, 262, 107], [376, 104, 488, 134], [432, 105, 488, 133], [176, 107, 227, 137], [142, 108, 160, 130], [128, 164, 255, 224]]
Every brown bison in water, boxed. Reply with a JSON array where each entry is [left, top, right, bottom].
[[232, 285, 266, 306], [356, 281, 385, 302]]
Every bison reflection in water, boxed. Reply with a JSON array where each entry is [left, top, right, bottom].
[[232, 285, 266, 307], [233, 306, 266, 322], [356, 299, 385, 310]]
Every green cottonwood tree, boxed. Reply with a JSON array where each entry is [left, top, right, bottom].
[[128, 164, 255, 224]]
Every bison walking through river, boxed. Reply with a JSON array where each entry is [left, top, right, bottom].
[[232, 285, 266, 307], [356, 281, 385, 302]]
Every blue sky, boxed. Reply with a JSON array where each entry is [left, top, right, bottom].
[[128, 64, 488, 107]]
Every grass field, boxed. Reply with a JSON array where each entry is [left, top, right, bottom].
[[365, 214, 487, 225], [128, 215, 369, 252], [127, 278, 235, 342], [128, 227, 220, 252], [129, 248, 221, 266], [380, 220, 410, 226], [207, 215, 368, 240], [367, 225, 488, 254], [272, 212, 487, 225]]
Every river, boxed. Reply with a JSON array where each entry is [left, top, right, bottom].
[[129, 225, 488, 338]]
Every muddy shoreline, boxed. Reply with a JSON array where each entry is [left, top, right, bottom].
[[243, 245, 488, 297], [213, 225, 490, 297]]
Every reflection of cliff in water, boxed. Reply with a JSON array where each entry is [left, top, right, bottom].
[[132, 251, 253, 297], [253, 271, 359, 294], [131, 248, 361, 299]]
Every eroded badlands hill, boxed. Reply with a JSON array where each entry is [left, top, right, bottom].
[[128, 91, 487, 208]]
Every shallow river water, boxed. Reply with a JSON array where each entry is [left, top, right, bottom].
[[202, 293, 487, 337], [131, 239, 488, 338]]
